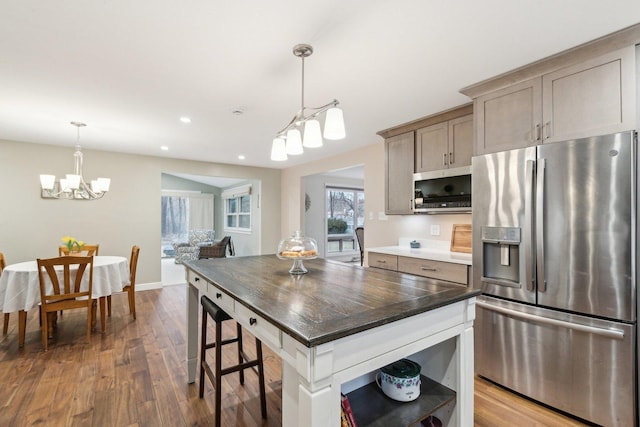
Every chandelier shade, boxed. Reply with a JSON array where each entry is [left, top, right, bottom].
[[270, 137, 287, 161], [285, 129, 303, 155], [303, 119, 323, 148], [270, 44, 345, 161], [40, 122, 111, 200], [323, 107, 346, 140]]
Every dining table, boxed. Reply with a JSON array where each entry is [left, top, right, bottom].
[[0, 255, 130, 347]]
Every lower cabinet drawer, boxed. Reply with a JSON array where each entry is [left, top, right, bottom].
[[398, 256, 468, 285], [187, 270, 206, 289], [205, 286, 235, 315], [235, 303, 282, 350], [368, 252, 398, 271]]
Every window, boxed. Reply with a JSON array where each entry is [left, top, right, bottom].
[[223, 185, 252, 232], [161, 191, 214, 258], [161, 195, 189, 253]]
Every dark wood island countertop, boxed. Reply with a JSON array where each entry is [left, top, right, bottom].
[[184, 255, 480, 347]]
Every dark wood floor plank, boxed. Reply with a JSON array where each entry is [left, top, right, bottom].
[[0, 284, 591, 426]]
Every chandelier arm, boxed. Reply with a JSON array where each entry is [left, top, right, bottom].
[[79, 177, 104, 199], [275, 99, 340, 137], [299, 100, 340, 121], [276, 113, 302, 137]]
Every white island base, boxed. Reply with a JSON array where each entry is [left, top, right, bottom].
[[187, 278, 475, 427]]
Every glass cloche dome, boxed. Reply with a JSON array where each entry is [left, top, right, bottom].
[[277, 230, 318, 274]]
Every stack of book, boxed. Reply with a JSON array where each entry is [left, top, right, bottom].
[[341, 394, 358, 427]]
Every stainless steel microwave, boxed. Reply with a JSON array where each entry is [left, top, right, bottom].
[[413, 166, 472, 214]]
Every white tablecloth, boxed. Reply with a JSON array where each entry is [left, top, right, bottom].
[[0, 255, 130, 313]]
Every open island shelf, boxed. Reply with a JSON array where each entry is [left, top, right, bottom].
[[346, 375, 455, 426]]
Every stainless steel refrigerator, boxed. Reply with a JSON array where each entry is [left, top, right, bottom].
[[472, 131, 637, 427]]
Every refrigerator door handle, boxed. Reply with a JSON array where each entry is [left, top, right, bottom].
[[476, 301, 625, 340], [524, 159, 535, 291], [536, 158, 546, 292]]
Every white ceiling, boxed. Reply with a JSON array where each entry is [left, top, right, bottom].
[[1, 1, 639, 169]]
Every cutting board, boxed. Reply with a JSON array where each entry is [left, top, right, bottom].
[[450, 224, 472, 253]]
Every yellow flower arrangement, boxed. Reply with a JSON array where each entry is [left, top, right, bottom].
[[61, 236, 84, 252]]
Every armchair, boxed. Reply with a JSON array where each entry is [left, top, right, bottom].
[[198, 236, 234, 259], [173, 229, 214, 264]]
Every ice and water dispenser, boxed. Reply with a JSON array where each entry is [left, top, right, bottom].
[[481, 226, 521, 287]]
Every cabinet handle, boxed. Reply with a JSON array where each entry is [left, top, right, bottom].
[[449, 151, 454, 165], [377, 260, 387, 264], [249, 317, 257, 326], [535, 124, 541, 142], [543, 121, 552, 140], [194, 277, 200, 282], [421, 267, 437, 271], [443, 153, 448, 166], [216, 292, 222, 299]]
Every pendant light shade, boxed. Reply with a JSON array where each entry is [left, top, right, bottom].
[[303, 119, 323, 148], [270, 137, 287, 161], [286, 129, 304, 155], [323, 107, 346, 140]]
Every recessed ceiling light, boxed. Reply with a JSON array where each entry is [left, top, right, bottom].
[[160, 146, 169, 151], [231, 108, 244, 115], [238, 155, 246, 160], [180, 117, 191, 123]]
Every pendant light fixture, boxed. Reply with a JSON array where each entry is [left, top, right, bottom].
[[270, 44, 346, 161], [39, 122, 111, 200]]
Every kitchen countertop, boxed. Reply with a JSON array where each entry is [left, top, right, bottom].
[[368, 238, 472, 265], [184, 255, 478, 346]]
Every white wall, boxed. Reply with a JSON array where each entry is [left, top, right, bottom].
[[281, 141, 471, 265], [0, 139, 281, 286]]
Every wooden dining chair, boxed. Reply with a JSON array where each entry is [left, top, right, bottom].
[[57, 244, 99, 320], [37, 255, 94, 351], [355, 227, 364, 266], [107, 245, 140, 319], [1, 252, 8, 335], [59, 244, 100, 256]]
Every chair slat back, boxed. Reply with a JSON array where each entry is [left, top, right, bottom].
[[59, 244, 100, 257], [129, 245, 140, 289], [0, 252, 5, 273], [37, 256, 93, 303]]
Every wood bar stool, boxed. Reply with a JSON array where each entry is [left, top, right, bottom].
[[199, 295, 267, 427]]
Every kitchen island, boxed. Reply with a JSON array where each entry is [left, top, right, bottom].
[[184, 255, 479, 427]]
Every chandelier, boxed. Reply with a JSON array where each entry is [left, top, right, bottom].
[[270, 44, 346, 161], [39, 122, 111, 200]]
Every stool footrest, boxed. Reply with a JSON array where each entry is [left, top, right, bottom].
[[204, 336, 239, 350]]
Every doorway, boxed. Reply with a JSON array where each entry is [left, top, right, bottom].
[[303, 165, 364, 261]]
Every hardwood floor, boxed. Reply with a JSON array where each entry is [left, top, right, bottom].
[[0, 285, 590, 426]]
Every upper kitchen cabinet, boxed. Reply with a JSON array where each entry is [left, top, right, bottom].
[[384, 131, 414, 214], [541, 47, 635, 143], [378, 104, 473, 215], [415, 114, 473, 173], [462, 26, 639, 156]]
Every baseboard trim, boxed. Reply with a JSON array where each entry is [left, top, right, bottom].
[[136, 281, 163, 291]]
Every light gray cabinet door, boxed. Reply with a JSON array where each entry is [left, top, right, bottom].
[[385, 131, 414, 214], [542, 46, 636, 143], [416, 114, 473, 172], [475, 78, 542, 155], [415, 122, 448, 173], [448, 114, 473, 168]]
